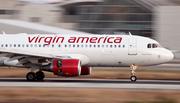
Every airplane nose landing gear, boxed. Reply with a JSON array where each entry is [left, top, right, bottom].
[[130, 75, 137, 82], [130, 66, 137, 82]]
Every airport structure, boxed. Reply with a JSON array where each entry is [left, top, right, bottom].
[[0, 0, 180, 57]]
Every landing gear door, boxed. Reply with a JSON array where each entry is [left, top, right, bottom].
[[128, 39, 137, 55]]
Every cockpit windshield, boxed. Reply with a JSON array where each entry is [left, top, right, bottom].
[[147, 43, 162, 48]]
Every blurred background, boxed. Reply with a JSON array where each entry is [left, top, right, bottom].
[[0, 0, 180, 56], [0, 1, 180, 103]]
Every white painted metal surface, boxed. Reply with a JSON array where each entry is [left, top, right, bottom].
[[0, 34, 174, 67]]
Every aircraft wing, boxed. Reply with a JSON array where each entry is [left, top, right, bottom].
[[0, 47, 71, 65], [0, 47, 89, 66]]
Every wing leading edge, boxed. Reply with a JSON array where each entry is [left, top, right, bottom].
[[0, 47, 90, 66]]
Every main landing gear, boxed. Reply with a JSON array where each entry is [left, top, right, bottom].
[[36, 71, 45, 80], [26, 71, 45, 81], [26, 65, 45, 81], [130, 66, 137, 82]]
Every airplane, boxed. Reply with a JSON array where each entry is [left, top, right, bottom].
[[0, 33, 174, 82]]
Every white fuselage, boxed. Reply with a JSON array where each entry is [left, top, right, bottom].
[[0, 34, 174, 67]]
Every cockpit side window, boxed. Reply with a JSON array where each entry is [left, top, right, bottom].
[[147, 44, 151, 48], [147, 43, 162, 48], [152, 44, 157, 48], [156, 44, 163, 48]]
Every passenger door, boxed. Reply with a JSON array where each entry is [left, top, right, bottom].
[[128, 39, 137, 55]]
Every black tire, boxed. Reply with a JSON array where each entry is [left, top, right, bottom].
[[130, 76, 137, 82], [26, 72, 36, 81], [36, 71, 45, 80]]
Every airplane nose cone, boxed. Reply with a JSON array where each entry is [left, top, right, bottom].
[[164, 50, 174, 62], [169, 51, 174, 60]]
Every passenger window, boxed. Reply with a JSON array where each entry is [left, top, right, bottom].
[[69, 44, 71, 47], [106, 45, 108, 48], [26, 44, 28, 47], [10, 44, 12, 47], [118, 45, 121, 48], [1, 44, 3, 47], [94, 45, 96, 48], [5, 44, 8, 47], [114, 45, 116, 48], [77, 45, 79, 48], [52, 44, 54, 47], [22, 44, 24, 47], [98, 45, 100, 48], [58, 44, 61, 48], [110, 45, 112, 48], [147, 44, 151, 48], [85, 45, 88, 48], [14, 44, 16, 47], [65, 44, 67, 47], [31, 44, 33, 47], [89, 45, 92, 47], [39, 44, 41, 47], [102, 45, 104, 48], [81, 44, 83, 48], [43, 44, 45, 47], [73, 45, 75, 47], [18, 44, 20, 47], [47, 45, 49, 47], [123, 45, 125, 48]]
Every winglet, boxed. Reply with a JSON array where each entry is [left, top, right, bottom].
[[129, 32, 132, 35], [2, 31, 6, 35]]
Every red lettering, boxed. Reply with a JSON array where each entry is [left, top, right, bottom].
[[52, 35, 57, 43], [28, 37, 35, 43], [114, 37, 122, 43], [107, 37, 114, 43], [103, 36, 108, 43], [28, 36, 122, 44], [77, 37, 89, 43], [38, 37, 45, 43], [68, 37, 76, 43], [56, 37, 64, 43], [35, 35, 39, 43], [44, 37, 52, 45], [90, 37, 97, 43], [97, 37, 104, 43]]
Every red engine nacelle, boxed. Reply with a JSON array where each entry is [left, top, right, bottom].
[[41, 59, 81, 77], [81, 67, 92, 75]]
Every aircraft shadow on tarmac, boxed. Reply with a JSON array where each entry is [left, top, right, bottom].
[[0, 78, 179, 85]]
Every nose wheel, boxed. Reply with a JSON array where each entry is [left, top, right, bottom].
[[130, 66, 137, 82], [130, 76, 137, 82]]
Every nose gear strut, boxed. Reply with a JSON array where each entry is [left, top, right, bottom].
[[130, 66, 137, 82]]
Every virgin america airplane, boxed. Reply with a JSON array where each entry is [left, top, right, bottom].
[[0, 33, 174, 82]]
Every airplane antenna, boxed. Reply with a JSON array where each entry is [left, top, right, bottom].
[[2, 31, 6, 35], [129, 32, 132, 35]]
